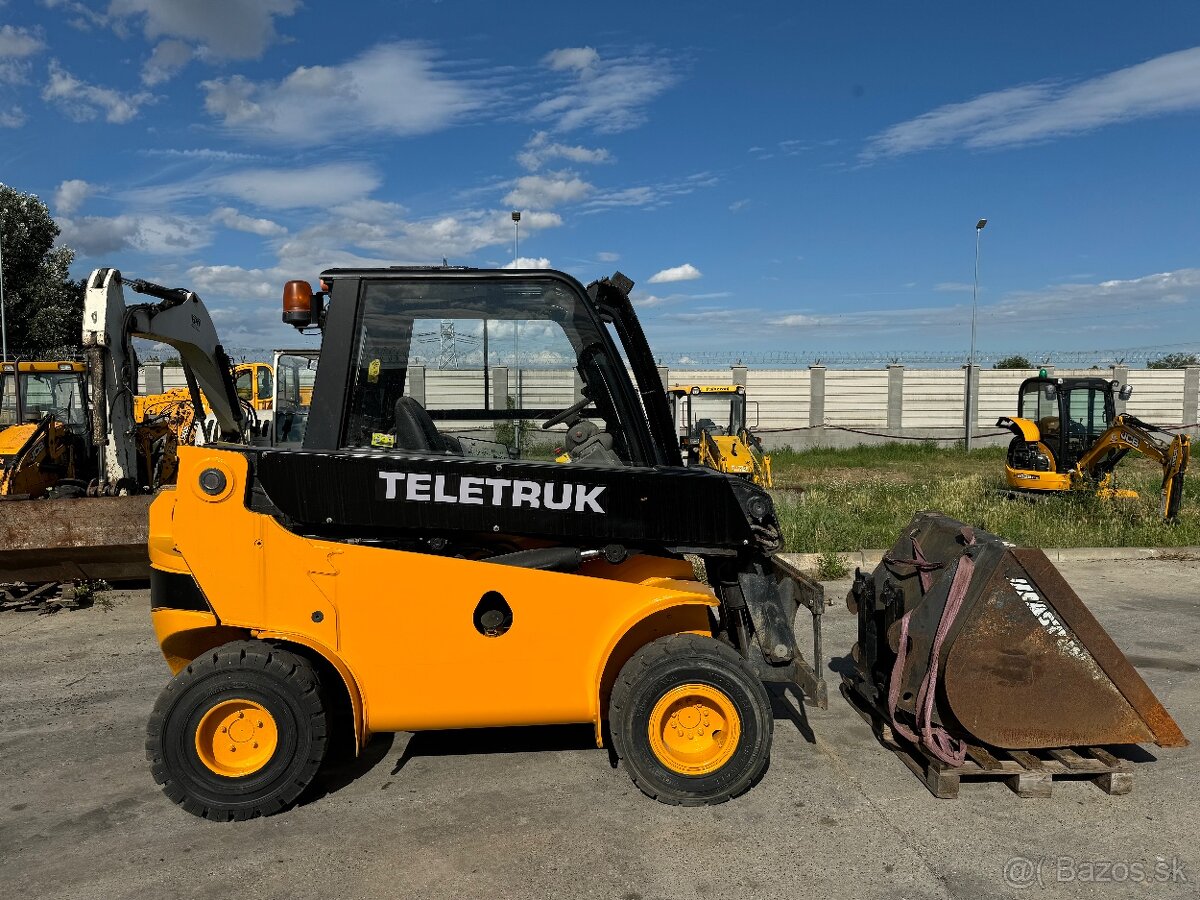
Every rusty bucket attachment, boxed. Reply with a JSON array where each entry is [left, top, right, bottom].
[[845, 512, 1186, 759]]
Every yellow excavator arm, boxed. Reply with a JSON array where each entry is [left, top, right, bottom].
[[1074, 415, 1190, 520]]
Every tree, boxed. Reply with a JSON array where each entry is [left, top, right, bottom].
[[0, 183, 86, 359], [993, 355, 1032, 369], [1147, 353, 1199, 369]]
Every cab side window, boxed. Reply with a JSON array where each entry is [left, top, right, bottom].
[[256, 366, 272, 403]]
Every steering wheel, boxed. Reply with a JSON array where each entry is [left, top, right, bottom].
[[542, 395, 591, 430]]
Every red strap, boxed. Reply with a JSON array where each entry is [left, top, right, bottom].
[[887, 529, 974, 766]]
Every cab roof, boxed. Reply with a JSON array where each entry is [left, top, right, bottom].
[[0, 361, 85, 374], [667, 384, 745, 396]]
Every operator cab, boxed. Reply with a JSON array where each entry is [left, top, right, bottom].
[[0, 361, 89, 433], [280, 269, 679, 469], [1017, 376, 1120, 470], [667, 385, 749, 460]]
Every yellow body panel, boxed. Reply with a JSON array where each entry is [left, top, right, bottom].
[[153, 446, 719, 744], [0, 419, 78, 497], [1004, 416, 1042, 443]]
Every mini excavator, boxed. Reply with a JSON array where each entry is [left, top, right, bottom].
[[997, 376, 1189, 521]]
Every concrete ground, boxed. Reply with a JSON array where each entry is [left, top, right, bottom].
[[2, 558, 1197, 900]]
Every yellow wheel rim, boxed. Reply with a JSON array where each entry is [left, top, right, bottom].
[[647, 683, 741, 776], [194, 699, 279, 778]]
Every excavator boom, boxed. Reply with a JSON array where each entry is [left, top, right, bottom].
[[2, 269, 244, 596], [1074, 415, 1190, 520]]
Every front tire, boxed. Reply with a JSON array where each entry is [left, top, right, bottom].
[[609, 633, 772, 805], [146, 640, 327, 821]]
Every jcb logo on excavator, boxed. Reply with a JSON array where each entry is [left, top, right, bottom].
[[377, 470, 606, 513]]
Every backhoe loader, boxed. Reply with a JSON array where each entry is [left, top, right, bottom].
[[139, 265, 1184, 821], [0, 361, 92, 499], [667, 384, 773, 487], [997, 376, 1190, 520]]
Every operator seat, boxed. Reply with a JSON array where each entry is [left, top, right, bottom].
[[393, 396, 462, 454]]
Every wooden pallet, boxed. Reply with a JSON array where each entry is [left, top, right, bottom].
[[840, 682, 1135, 799]]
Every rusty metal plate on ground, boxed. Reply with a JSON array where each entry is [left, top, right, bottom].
[[0, 495, 153, 583]]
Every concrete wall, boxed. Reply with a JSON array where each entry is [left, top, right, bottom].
[[138, 363, 1200, 449]]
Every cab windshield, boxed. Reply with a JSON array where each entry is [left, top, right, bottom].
[[1, 372, 86, 430]]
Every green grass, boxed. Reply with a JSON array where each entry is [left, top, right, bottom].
[[770, 442, 1200, 552]]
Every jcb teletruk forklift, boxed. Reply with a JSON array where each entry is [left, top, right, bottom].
[[145, 268, 827, 819]]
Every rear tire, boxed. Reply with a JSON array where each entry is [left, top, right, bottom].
[[609, 633, 772, 805], [146, 640, 327, 821]]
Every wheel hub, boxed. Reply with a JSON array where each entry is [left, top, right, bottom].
[[648, 683, 741, 776], [194, 699, 279, 778]]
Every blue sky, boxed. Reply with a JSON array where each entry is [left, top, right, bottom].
[[1, 1, 1199, 364]]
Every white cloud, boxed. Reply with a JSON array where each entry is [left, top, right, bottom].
[[762, 269, 1200, 339], [864, 46, 1200, 159], [582, 172, 718, 212], [544, 47, 599, 72], [142, 147, 266, 162], [0, 105, 25, 127], [54, 178, 94, 214], [503, 173, 593, 208], [212, 206, 286, 237], [729, 198, 750, 212], [596, 251, 619, 262], [517, 130, 612, 170], [632, 293, 674, 308], [185, 264, 281, 301], [109, 0, 297, 60], [276, 207, 563, 268], [0, 25, 44, 58], [648, 263, 702, 284], [42, 60, 154, 123], [213, 162, 381, 210], [934, 281, 974, 293], [502, 257, 552, 269], [141, 38, 192, 86], [531, 47, 677, 133], [202, 42, 485, 144], [57, 212, 210, 257]]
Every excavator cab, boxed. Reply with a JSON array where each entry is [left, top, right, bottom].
[[1015, 376, 1116, 471]]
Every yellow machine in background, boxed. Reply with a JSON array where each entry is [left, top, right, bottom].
[[668, 384, 772, 487], [0, 361, 91, 498], [997, 375, 1190, 520]]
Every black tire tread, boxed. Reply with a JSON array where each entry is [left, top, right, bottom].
[[609, 633, 772, 806], [145, 640, 327, 822]]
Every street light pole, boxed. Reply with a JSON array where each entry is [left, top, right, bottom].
[[511, 210, 521, 265], [965, 217, 987, 451], [0, 225, 8, 362]]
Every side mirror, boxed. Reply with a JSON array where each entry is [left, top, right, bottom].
[[1119, 384, 1133, 401], [749, 400, 761, 429]]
